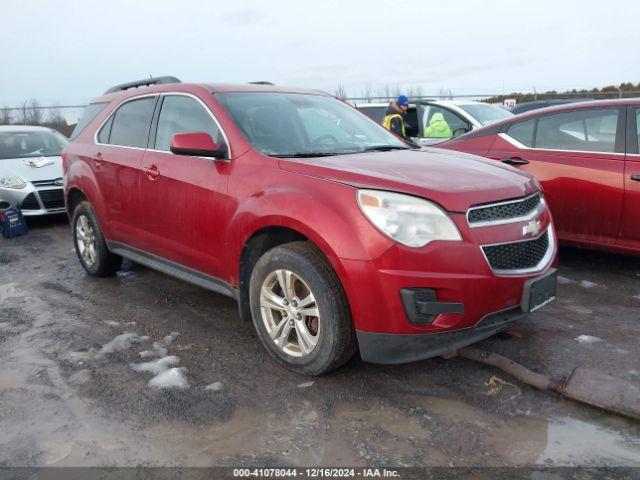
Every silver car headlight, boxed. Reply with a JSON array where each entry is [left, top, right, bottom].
[[0, 177, 26, 189], [357, 189, 462, 247]]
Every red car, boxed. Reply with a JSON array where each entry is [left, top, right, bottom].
[[439, 99, 640, 254], [63, 77, 557, 375]]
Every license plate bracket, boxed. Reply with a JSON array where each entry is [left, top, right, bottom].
[[521, 268, 557, 312]]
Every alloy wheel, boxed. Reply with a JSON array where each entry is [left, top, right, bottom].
[[75, 214, 97, 267], [259, 269, 320, 357]]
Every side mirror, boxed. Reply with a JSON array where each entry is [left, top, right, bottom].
[[170, 132, 227, 159]]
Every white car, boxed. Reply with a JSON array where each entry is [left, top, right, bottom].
[[354, 100, 513, 145], [0, 125, 68, 216]]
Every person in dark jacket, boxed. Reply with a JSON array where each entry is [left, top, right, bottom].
[[382, 95, 409, 139]]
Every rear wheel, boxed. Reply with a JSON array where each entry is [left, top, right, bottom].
[[72, 201, 121, 276], [249, 241, 356, 375]]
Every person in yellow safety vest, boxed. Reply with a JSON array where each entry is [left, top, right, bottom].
[[424, 112, 452, 138], [382, 95, 409, 139]]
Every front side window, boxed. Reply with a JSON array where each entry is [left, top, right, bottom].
[[535, 108, 620, 153], [154, 95, 223, 152], [420, 105, 468, 139], [217, 92, 408, 157], [106, 97, 157, 148], [507, 119, 535, 147], [0, 130, 68, 160]]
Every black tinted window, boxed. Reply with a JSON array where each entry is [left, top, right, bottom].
[[108, 97, 156, 148], [70, 103, 107, 140], [535, 108, 619, 153], [507, 119, 535, 147], [155, 95, 223, 151]]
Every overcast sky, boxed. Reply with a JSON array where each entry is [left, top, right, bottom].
[[1, 0, 638, 106]]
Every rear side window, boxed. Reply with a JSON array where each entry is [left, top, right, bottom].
[[507, 119, 535, 147], [154, 95, 223, 151], [535, 108, 620, 153], [70, 103, 107, 140], [107, 97, 157, 148]]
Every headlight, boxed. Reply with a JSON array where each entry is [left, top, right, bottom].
[[0, 177, 26, 189], [357, 189, 462, 247]]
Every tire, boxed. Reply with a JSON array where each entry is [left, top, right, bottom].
[[72, 201, 122, 277], [249, 241, 356, 375]]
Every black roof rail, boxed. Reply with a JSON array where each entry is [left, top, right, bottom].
[[104, 76, 182, 94], [248, 81, 274, 85]]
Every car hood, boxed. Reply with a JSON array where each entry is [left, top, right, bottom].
[[278, 148, 537, 212], [0, 156, 63, 183]]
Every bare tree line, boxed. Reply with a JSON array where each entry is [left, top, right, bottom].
[[0, 99, 73, 136], [334, 83, 457, 102]]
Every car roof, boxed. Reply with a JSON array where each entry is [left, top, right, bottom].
[[0, 125, 55, 133], [91, 82, 329, 104]]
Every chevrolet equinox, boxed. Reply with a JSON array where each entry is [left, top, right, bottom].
[[63, 77, 558, 375]]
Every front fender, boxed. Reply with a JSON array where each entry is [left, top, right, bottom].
[[226, 178, 394, 281]]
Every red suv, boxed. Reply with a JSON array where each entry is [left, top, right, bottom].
[[439, 99, 640, 255], [63, 77, 557, 375]]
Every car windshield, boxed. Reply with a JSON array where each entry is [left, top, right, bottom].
[[0, 130, 68, 160], [459, 103, 514, 126], [217, 92, 411, 157]]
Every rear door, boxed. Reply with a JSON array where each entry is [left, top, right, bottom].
[[139, 93, 232, 278], [91, 95, 158, 247], [619, 106, 640, 248], [488, 107, 625, 245]]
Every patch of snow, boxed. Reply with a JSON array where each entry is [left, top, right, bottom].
[[148, 367, 189, 389], [633, 295, 640, 301], [68, 369, 92, 385], [124, 321, 137, 326], [297, 381, 314, 388], [100, 333, 150, 355], [629, 370, 639, 376], [130, 356, 180, 375], [575, 335, 603, 345], [579, 280, 600, 289], [103, 320, 121, 327], [163, 331, 180, 345], [205, 381, 225, 392], [116, 271, 136, 279], [139, 341, 168, 358], [557, 276, 576, 285]]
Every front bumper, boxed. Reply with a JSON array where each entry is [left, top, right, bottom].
[[357, 305, 527, 364], [0, 184, 65, 216]]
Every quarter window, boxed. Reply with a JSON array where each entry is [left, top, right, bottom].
[[507, 119, 535, 147], [535, 108, 619, 153], [71, 103, 107, 140], [107, 97, 157, 148], [154, 95, 223, 152]]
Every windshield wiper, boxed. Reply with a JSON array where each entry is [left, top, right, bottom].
[[273, 152, 339, 158], [360, 145, 412, 152]]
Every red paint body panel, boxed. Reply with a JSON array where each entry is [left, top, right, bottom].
[[64, 82, 558, 340]]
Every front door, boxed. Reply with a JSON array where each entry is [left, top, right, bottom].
[[489, 107, 625, 246], [139, 93, 232, 279]]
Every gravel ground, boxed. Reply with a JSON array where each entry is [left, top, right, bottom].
[[0, 216, 639, 467]]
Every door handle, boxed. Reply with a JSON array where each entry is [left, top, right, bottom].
[[501, 157, 529, 166], [143, 166, 160, 179], [631, 174, 640, 182], [93, 152, 102, 168]]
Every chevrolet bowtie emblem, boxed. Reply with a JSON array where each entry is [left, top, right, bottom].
[[522, 220, 542, 237]]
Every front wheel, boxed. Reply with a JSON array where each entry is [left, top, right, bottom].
[[72, 201, 122, 276], [249, 242, 356, 375]]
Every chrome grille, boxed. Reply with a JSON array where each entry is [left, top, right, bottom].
[[468, 193, 542, 226], [482, 230, 551, 273], [32, 178, 63, 188]]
